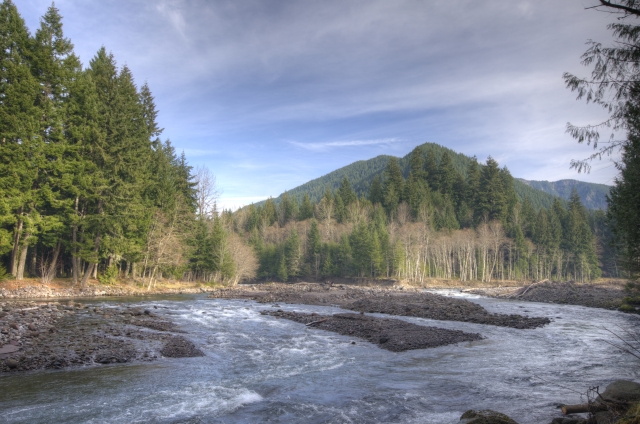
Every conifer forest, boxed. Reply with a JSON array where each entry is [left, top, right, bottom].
[[0, 1, 629, 288]]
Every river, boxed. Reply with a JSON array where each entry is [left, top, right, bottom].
[[0, 291, 638, 423]]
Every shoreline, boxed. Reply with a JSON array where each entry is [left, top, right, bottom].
[[0, 299, 202, 373]]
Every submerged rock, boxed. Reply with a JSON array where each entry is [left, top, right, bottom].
[[459, 409, 518, 424]]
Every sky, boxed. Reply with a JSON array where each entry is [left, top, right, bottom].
[[16, 0, 624, 209]]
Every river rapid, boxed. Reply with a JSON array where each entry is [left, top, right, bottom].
[[0, 291, 638, 424]]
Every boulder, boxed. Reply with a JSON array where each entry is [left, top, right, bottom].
[[599, 380, 640, 404], [160, 336, 204, 358], [551, 417, 586, 424], [460, 409, 518, 424], [4, 358, 18, 369]]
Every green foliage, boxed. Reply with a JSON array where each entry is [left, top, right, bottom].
[[608, 93, 640, 279], [0, 2, 239, 287], [98, 264, 118, 285]]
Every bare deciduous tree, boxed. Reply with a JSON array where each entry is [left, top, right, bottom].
[[195, 166, 220, 218]]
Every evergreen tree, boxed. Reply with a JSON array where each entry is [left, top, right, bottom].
[[350, 221, 371, 277], [424, 149, 438, 190], [307, 219, 321, 277], [437, 152, 457, 197], [476, 157, 508, 223], [409, 146, 424, 179], [336, 233, 352, 276], [465, 157, 480, 211], [298, 193, 314, 220], [608, 91, 640, 278], [284, 228, 300, 277], [337, 176, 357, 206], [0, 0, 41, 277], [369, 175, 384, 205]]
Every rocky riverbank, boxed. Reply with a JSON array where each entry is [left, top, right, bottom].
[[0, 282, 217, 299], [467, 280, 627, 310], [211, 283, 551, 329], [0, 300, 203, 373], [262, 310, 483, 352]]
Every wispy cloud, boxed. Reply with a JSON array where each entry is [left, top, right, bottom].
[[177, 148, 219, 157], [288, 138, 402, 152], [156, 1, 187, 40]]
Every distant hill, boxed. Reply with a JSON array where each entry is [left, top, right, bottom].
[[266, 142, 606, 210], [517, 179, 611, 210]]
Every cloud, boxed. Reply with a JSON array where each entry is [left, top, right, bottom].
[[288, 138, 402, 152], [156, 1, 187, 40], [16, 0, 622, 209]]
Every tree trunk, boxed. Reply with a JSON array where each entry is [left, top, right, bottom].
[[29, 244, 37, 276], [80, 230, 101, 287], [42, 241, 62, 284], [10, 218, 23, 276], [72, 197, 79, 285], [81, 263, 95, 287], [16, 236, 29, 280]]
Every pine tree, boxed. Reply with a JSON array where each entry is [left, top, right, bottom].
[[284, 228, 300, 277], [276, 249, 288, 282], [0, 0, 42, 278], [337, 176, 357, 206], [336, 233, 352, 276], [424, 149, 438, 190], [350, 221, 371, 277], [409, 146, 424, 179], [609, 92, 640, 278], [369, 175, 384, 205], [476, 157, 508, 223], [465, 157, 480, 211], [334, 192, 346, 223], [298, 193, 314, 220], [437, 152, 457, 197]]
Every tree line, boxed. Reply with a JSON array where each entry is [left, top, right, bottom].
[[0, 2, 250, 286], [234, 149, 608, 284]]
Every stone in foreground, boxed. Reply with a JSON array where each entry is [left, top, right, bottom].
[[459, 410, 518, 424], [160, 336, 204, 358]]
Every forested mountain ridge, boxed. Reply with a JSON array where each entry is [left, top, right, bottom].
[[270, 142, 569, 210], [517, 179, 611, 210]]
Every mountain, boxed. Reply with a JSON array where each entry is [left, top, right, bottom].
[[268, 142, 606, 210], [517, 179, 611, 210]]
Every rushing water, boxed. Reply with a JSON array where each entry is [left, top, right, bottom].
[[1, 292, 638, 424]]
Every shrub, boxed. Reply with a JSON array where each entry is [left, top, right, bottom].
[[98, 265, 119, 285]]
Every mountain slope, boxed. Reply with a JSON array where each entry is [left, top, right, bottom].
[[517, 179, 611, 210], [269, 142, 606, 210]]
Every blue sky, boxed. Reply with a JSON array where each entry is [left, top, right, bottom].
[[17, 1, 621, 209]]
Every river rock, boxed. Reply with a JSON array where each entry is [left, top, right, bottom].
[[4, 358, 19, 369], [599, 380, 640, 404], [160, 336, 204, 358], [459, 409, 518, 424], [551, 417, 586, 424]]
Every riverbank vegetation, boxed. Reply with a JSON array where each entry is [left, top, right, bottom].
[[236, 151, 610, 284], [0, 2, 245, 286]]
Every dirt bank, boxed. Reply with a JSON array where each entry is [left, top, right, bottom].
[[211, 283, 550, 329], [262, 310, 483, 352], [0, 300, 202, 373], [467, 280, 627, 310]]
